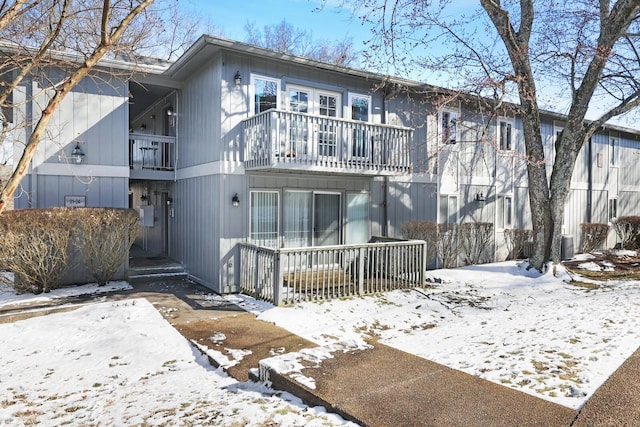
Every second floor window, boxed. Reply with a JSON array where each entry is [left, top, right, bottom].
[[499, 121, 512, 150], [252, 75, 280, 115], [441, 110, 458, 144], [610, 138, 617, 166]]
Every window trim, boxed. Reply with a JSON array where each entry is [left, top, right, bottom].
[[497, 194, 513, 230], [250, 74, 281, 115], [608, 197, 618, 222], [347, 93, 371, 122], [498, 119, 513, 151], [440, 108, 459, 144], [438, 194, 459, 225], [249, 190, 280, 247], [609, 137, 617, 167]]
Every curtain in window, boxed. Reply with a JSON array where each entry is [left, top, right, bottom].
[[283, 192, 312, 248], [250, 191, 278, 247]]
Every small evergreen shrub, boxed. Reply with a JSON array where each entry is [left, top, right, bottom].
[[580, 223, 609, 253]]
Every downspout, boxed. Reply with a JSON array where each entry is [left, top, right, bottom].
[[174, 90, 179, 183], [586, 137, 592, 223]]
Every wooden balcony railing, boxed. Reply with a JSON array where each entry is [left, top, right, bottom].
[[243, 110, 413, 174], [129, 133, 175, 171], [239, 238, 427, 306]]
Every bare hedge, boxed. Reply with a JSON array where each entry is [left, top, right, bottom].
[[402, 221, 493, 268], [0, 208, 138, 293], [504, 228, 533, 260], [580, 223, 610, 253], [74, 208, 139, 286], [613, 216, 640, 250], [460, 222, 493, 265], [0, 209, 75, 293]]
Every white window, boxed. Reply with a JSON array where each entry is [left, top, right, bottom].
[[610, 138, 617, 166], [349, 93, 371, 158], [250, 191, 279, 247], [251, 75, 280, 115], [441, 109, 458, 144], [439, 194, 458, 224], [348, 93, 371, 122], [497, 195, 513, 229], [499, 120, 513, 150], [608, 198, 617, 222]]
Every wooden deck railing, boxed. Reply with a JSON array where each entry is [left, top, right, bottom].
[[129, 133, 176, 171], [243, 110, 413, 175], [239, 239, 427, 306]]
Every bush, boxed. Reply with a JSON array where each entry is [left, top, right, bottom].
[[74, 208, 139, 286], [0, 209, 75, 293], [401, 221, 438, 266], [580, 223, 609, 253], [436, 223, 462, 269], [460, 222, 493, 265], [504, 228, 533, 260], [613, 216, 640, 250], [0, 207, 139, 293]]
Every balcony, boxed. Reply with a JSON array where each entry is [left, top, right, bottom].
[[243, 110, 413, 175], [129, 133, 175, 180]]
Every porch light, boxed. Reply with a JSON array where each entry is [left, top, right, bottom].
[[71, 142, 85, 164], [166, 107, 173, 116], [232, 193, 240, 207], [234, 71, 242, 87], [475, 192, 486, 206]]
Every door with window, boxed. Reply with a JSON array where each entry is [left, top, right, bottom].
[[348, 94, 371, 160], [287, 85, 341, 159]]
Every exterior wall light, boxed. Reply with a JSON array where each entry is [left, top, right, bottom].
[[232, 193, 240, 207], [71, 142, 85, 164], [475, 192, 486, 206], [234, 71, 242, 87]]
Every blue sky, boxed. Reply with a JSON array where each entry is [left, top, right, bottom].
[[186, 0, 370, 51]]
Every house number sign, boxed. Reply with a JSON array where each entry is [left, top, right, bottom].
[[64, 195, 86, 208]]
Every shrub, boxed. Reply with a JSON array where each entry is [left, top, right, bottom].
[[0, 209, 75, 293], [613, 216, 640, 250], [436, 223, 462, 269], [74, 208, 139, 286], [580, 223, 610, 253], [401, 221, 438, 266], [504, 228, 533, 260], [460, 222, 494, 265]]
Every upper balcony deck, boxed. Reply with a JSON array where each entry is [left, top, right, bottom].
[[243, 110, 413, 175]]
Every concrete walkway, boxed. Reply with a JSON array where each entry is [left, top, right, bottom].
[[2, 277, 638, 426]]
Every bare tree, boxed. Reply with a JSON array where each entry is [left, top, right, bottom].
[[353, 0, 640, 270], [244, 19, 359, 67], [0, 0, 166, 214]]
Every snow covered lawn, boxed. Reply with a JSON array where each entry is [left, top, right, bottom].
[[0, 296, 356, 426], [248, 259, 640, 410]]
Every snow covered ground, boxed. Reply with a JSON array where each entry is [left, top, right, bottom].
[[2, 254, 640, 426], [245, 257, 640, 410], [0, 293, 356, 426]]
